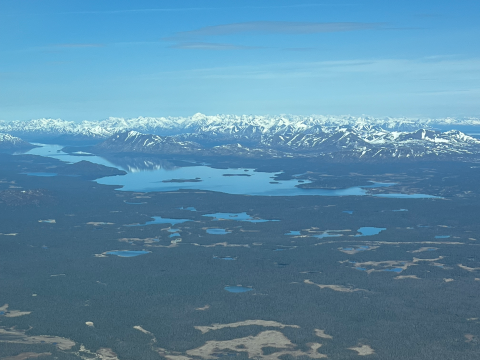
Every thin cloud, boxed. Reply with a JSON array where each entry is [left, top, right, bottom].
[[170, 42, 261, 50], [142, 57, 480, 83], [165, 21, 384, 41]]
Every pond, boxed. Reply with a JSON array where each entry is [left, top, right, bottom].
[[105, 250, 150, 257], [313, 231, 344, 239], [206, 229, 231, 235], [124, 216, 191, 227], [203, 212, 279, 223], [355, 227, 386, 236]]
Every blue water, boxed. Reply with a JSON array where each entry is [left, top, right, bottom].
[[355, 227, 386, 236], [169, 233, 181, 237], [224, 286, 253, 293], [383, 268, 403, 273], [180, 207, 197, 211], [285, 231, 301, 236], [342, 246, 371, 252], [22, 144, 119, 168], [21, 144, 442, 198], [167, 229, 180, 232], [23, 172, 57, 177], [375, 193, 439, 199], [124, 216, 191, 227], [343, 211, 353, 214], [105, 250, 150, 257], [435, 235, 451, 239], [355, 267, 368, 271], [124, 201, 145, 205], [313, 232, 343, 239], [391, 209, 408, 212], [206, 228, 231, 235], [203, 212, 279, 223]]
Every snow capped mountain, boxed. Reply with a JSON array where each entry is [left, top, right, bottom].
[[0, 133, 36, 151], [2, 113, 480, 144], [2, 114, 480, 160], [94, 131, 203, 155], [91, 127, 480, 161]]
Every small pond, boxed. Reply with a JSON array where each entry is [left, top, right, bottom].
[[125, 216, 191, 227], [206, 229, 231, 235], [355, 227, 386, 236], [105, 250, 150, 257], [203, 212, 279, 223]]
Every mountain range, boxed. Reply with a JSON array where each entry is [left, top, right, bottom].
[[1, 113, 480, 143], [92, 128, 480, 161], [2, 114, 480, 160]]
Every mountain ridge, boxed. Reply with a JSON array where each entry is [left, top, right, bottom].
[[90, 128, 480, 161], [2, 113, 480, 143]]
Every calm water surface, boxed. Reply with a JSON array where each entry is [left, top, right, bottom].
[[105, 250, 150, 257], [22, 144, 441, 198], [125, 216, 191, 227], [206, 229, 231, 235]]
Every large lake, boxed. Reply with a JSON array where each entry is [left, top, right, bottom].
[[22, 144, 439, 198]]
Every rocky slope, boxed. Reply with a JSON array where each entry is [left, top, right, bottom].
[[0, 133, 36, 152], [91, 128, 480, 161], [3, 114, 480, 160]]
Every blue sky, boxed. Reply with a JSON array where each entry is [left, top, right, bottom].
[[1, 0, 479, 121]]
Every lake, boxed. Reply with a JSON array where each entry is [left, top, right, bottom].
[[21, 144, 441, 198]]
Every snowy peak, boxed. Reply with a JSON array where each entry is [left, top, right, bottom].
[[94, 131, 203, 155], [0, 133, 36, 151], [91, 127, 480, 161], [2, 114, 480, 143], [2, 114, 480, 160]]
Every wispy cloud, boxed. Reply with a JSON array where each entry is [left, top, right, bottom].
[[165, 21, 384, 41], [144, 57, 480, 83], [170, 42, 261, 50]]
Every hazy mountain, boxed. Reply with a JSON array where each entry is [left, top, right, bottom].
[[2, 113, 480, 144], [0, 133, 37, 152], [90, 127, 480, 161]]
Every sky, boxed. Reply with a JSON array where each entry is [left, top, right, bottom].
[[1, 0, 480, 121]]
